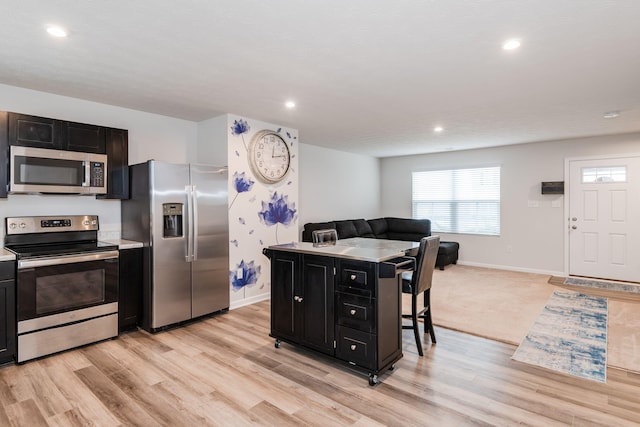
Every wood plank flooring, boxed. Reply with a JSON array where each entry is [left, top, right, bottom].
[[1, 300, 639, 426]]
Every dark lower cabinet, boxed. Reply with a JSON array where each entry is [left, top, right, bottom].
[[0, 261, 16, 365], [268, 251, 335, 356], [266, 248, 403, 385], [118, 248, 142, 332]]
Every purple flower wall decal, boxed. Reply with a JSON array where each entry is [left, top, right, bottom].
[[230, 118, 250, 151], [229, 171, 255, 210], [230, 259, 261, 291], [258, 191, 297, 243]]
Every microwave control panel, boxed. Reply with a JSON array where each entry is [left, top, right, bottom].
[[90, 162, 105, 187]]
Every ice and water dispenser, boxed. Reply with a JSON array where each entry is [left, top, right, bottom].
[[163, 203, 183, 238]]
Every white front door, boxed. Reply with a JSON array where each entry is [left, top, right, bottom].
[[568, 156, 640, 282]]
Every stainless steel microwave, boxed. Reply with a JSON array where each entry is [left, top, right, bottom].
[[9, 146, 107, 195]]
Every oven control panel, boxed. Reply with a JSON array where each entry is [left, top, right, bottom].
[[5, 215, 100, 235]]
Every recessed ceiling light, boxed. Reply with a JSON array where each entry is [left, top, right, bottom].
[[502, 38, 521, 50], [46, 25, 68, 38], [434, 126, 444, 133], [285, 101, 296, 109], [603, 110, 620, 119]]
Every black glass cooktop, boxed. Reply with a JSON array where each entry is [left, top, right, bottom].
[[5, 240, 118, 259]]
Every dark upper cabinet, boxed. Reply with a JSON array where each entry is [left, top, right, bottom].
[[98, 128, 129, 200], [62, 120, 106, 153], [0, 111, 7, 198], [1, 111, 129, 199], [7, 113, 58, 150], [8, 113, 106, 153]]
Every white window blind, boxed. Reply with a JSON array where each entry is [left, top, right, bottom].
[[412, 166, 501, 236]]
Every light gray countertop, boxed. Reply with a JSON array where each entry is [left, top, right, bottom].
[[0, 248, 16, 262], [267, 237, 419, 263], [102, 239, 144, 250]]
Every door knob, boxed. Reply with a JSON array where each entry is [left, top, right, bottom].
[[350, 274, 356, 280], [571, 225, 577, 229], [350, 344, 357, 351], [572, 217, 577, 221], [350, 309, 356, 315]]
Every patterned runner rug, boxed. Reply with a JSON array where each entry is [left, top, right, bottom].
[[512, 290, 608, 383]]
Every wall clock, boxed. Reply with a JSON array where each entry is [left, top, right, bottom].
[[248, 130, 291, 184]]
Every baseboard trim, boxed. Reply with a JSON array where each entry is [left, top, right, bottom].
[[456, 260, 564, 277], [230, 294, 270, 310]]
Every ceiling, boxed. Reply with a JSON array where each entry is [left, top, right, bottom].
[[1, 1, 639, 158]]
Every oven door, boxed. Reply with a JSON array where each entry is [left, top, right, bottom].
[[16, 251, 119, 323]]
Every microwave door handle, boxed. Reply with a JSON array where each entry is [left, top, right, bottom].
[[83, 160, 89, 187]]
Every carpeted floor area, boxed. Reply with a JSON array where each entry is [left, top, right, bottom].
[[409, 265, 640, 374]]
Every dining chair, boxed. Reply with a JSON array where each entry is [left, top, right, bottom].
[[401, 235, 440, 356], [312, 228, 338, 246]]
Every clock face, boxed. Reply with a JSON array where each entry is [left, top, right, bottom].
[[249, 130, 291, 183]]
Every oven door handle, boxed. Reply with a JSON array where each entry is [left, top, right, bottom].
[[17, 250, 119, 269]]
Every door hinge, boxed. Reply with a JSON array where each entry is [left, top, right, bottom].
[[333, 267, 336, 276], [333, 340, 337, 349]]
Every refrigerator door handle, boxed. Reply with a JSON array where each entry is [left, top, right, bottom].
[[192, 185, 199, 261], [186, 185, 195, 262]]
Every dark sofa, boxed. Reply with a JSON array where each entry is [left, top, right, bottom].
[[302, 217, 459, 270]]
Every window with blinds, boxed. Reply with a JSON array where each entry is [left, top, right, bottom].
[[412, 166, 501, 236]]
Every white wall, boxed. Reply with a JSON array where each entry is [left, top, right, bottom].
[[298, 143, 381, 237], [196, 114, 228, 166], [0, 83, 197, 240], [381, 132, 640, 275]]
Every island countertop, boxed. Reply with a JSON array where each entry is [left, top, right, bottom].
[[266, 237, 419, 263]]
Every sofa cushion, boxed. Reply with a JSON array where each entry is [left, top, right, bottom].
[[367, 218, 388, 238], [302, 221, 336, 242], [334, 220, 359, 239], [352, 219, 375, 238], [385, 217, 431, 241]]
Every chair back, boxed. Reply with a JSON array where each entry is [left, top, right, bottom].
[[312, 228, 338, 246], [411, 236, 440, 295]]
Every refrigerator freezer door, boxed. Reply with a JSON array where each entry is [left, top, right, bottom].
[[150, 161, 192, 328], [190, 164, 230, 317]]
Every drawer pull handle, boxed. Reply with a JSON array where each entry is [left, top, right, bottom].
[[350, 309, 356, 315], [350, 274, 356, 280], [350, 344, 357, 351]]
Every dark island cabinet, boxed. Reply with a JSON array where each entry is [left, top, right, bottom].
[[0, 261, 16, 365], [268, 250, 335, 356], [334, 259, 402, 373], [265, 246, 404, 385], [118, 247, 142, 332], [8, 113, 106, 153]]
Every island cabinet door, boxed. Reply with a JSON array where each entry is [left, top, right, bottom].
[[300, 255, 335, 355], [270, 251, 300, 343]]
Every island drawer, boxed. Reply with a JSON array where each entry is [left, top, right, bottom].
[[337, 260, 376, 296], [335, 325, 375, 369], [336, 292, 375, 333]]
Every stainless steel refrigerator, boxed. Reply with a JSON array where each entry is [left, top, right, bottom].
[[121, 160, 229, 332]]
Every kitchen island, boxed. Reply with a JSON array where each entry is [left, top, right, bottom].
[[263, 238, 418, 385]]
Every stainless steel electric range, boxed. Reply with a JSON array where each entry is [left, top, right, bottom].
[[4, 215, 119, 363]]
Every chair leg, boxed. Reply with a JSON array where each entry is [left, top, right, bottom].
[[412, 294, 423, 356], [423, 289, 436, 344]]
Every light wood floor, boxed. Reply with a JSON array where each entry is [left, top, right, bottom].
[[1, 300, 639, 426]]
